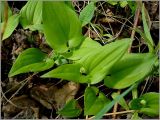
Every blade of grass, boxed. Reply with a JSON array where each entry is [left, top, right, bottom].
[[141, 4, 154, 53], [134, 28, 154, 53], [142, 4, 154, 47]]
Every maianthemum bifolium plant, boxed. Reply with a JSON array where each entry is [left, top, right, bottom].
[[1, 1, 159, 119]]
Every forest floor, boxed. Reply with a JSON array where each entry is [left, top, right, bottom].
[[1, 1, 159, 119]]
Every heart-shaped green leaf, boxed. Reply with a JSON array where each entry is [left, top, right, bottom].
[[104, 53, 157, 89], [2, 14, 20, 40], [9, 48, 54, 77], [129, 92, 159, 117], [84, 86, 111, 115], [20, 0, 42, 31], [43, 1, 83, 53], [58, 99, 81, 118], [79, 2, 95, 26]]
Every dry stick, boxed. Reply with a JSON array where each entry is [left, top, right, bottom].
[[104, 17, 131, 44], [3, 79, 27, 95], [76, 94, 84, 100], [1, 90, 26, 109], [108, 23, 114, 36], [112, 90, 121, 119], [145, 77, 154, 93], [12, 110, 25, 119], [86, 115, 89, 120], [90, 23, 105, 44], [3, 79, 29, 105], [4, 73, 36, 105], [55, 114, 60, 119], [129, 1, 141, 52], [89, 110, 135, 119], [140, 77, 150, 96], [112, 15, 134, 26], [1, 1, 8, 39]]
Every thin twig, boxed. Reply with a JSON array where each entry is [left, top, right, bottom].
[[4, 73, 36, 105], [12, 110, 25, 119], [90, 23, 105, 44], [129, 1, 141, 52], [3, 78, 27, 95], [76, 94, 84, 101], [88, 110, 135, 119], [55, 114, 60, 119], [140, 77, 150, 96], [104, 16, 132, 44], [112, 90, 121, 119], [1, 90, 26, 109], [86, 115, 88, 120], [144, 77, 154, 95]]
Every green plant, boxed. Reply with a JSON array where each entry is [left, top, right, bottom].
[[1, 1, 20, 40], [107, 0, 128, 8], [106, 0, 137, 14], [129, 92, 159, 117], [5, 1, 159, 119], [19, 0, 42, 31], [79, 1, 96, 27]]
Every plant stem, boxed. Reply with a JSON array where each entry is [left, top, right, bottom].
[[1, 1, 8, 39], [112, 90, 121, 119]]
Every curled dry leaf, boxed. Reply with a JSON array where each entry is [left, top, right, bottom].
[[54, 81, 80, 109], [30, 81, 80, 110]]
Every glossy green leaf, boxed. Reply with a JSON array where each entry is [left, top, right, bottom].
[[20, 0, 42, 31], [80, 39, 130, 84], [84, 86, 111, 115], [129, 92, 159, 117], [41, 64, 89, 83], [58, 99, 81, 118], [2, 14, 20, 40], [111, 92, 129, 110], [42, 39, 130, 84], [142, 4, 154, 52], [79, 2, 95, 26], [67, 37, 101, 60], [95, 84, 137, 119], [9, 48, 54, 77], [104, 53, 157, 89], [43, 1, 83, 53]]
